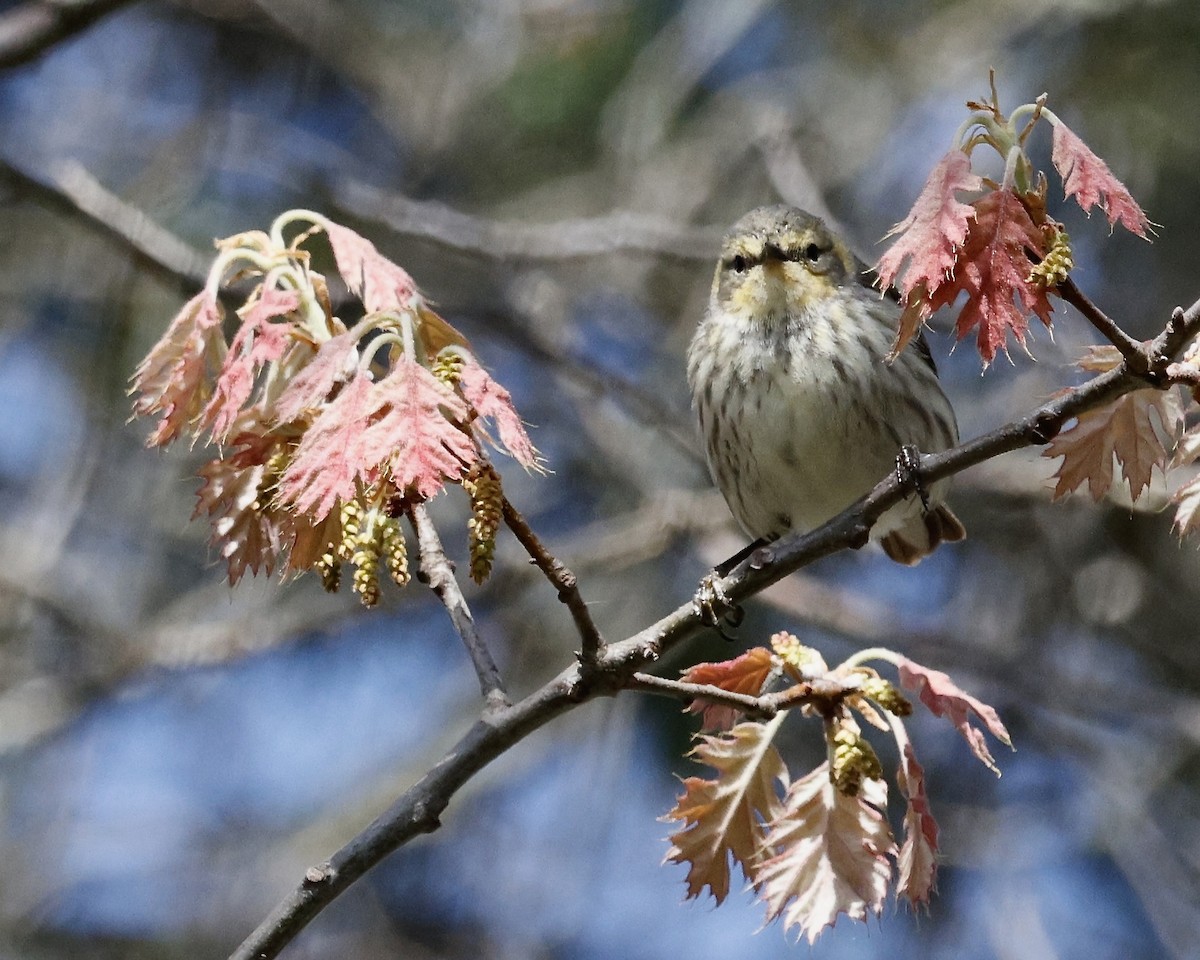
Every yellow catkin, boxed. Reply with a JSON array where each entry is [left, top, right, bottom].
[[1029, 228, 1073, 288], [314, 549, 341, 593], [769, 631, 825, 676], [339, 499, 364, 562], [380, 517, 410, 586], [828, 722, 883, 797], [857, 675, 913, 717], [350, 508, 383, 607], [431, 352, 465, 388], [463, 462, 503, 584]]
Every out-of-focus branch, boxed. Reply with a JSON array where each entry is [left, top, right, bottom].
[[228, 294, 1200, 960], [0, 0, 137, 68], [409, 504, 508, 711], [2, 158, 210, 290], [335, 179, 721, 262]]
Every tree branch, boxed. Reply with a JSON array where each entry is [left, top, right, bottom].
[[500, 498, 605, 665], [334, 178, 722, 263], [1058, 276, 1147, 369], [626, 670, 861, 720], [227, 293, 1200, 960], [0, 0, 137, 68], [409, 503, 509, 711]]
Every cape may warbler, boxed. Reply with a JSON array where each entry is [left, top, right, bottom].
[[687, 206, 964, 564]]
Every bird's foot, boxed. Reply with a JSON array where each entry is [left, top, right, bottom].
[[693, 571, 744, 641], [896, 444, 931, 512]]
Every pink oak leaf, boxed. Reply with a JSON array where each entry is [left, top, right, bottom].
[[926, 189, 1053, 364], [1051, 119, 1152, 238], [458, 356, 540, 469], [200, 288, 302, 441], [130, 291, 225, 447], [896, 656, 1012, 776], [277, 374, 385, 520], [894, 740, 938, 908], [194, 441, 280, 584], [363, 358, 477, 499], [876, 150, 982, 301], [324, 220, 419, 313], [272, 330, 362, 425]]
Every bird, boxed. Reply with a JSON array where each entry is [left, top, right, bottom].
[[686, 205, 965, 569]]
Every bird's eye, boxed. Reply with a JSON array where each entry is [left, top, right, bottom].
[[804, 243, 823, 262], [732, 254, 748, 273]]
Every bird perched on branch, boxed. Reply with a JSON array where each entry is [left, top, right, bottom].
[[687, 205, 964, 570]]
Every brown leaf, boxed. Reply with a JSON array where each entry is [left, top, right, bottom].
[[663, 719, 788, 904], [1044, 386, 1182, 503]]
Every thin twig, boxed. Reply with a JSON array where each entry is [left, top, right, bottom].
[[1058, 276, 1147, 370], [228, 294, 1200, 960], [501, 498, 605, 665], [628, 671, 865, 718], [409, 503, 509, 711], [627, 672, 779, 719]]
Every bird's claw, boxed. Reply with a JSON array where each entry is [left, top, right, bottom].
[[693, 572, 744, 640], [896, 444, 931, 512]]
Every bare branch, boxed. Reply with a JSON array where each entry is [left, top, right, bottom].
[[627, 670, 865, 719], [0, 0, 137, 68], [228, 295, 1200, 960], [2, 158, 210, 291], [501, 498, 605, 665], [334, 178, 722, 262], [409, 503, 508, 711], [1058, 275, 1147, 370]]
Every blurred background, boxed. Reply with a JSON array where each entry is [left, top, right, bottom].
[[1, 0, 1199, 957]]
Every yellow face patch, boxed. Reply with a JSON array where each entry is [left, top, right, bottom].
[[713, 218, 853, 322]]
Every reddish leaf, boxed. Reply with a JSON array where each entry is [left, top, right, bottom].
[[200, 288, 302, 440], [458, 355, 541, 469], [277, 375, 385, 519], [364, 358, 478, 498], [130, 292, 225, 446], [894, 736, 938, 907], [680, 647, 775, 732], [754, 764, 894, 944], [877, 150, 981, 302], [926, 189, 1052, 364], [194, 440, 280, 584], [664, 720, 788, 904], [272, 330, 362, 425], [1051, 119, 1152, 238], [324, 220, 418, 313], [896, 657, 1012, 775], [1044, 350, 1182, 502]]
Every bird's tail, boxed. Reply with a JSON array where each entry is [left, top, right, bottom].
[[880, 504, 966, 566]]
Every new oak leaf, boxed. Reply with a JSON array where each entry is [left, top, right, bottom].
[[754, 765, 894, 944], [324, 220, 418, 313], [458, 355, 541, 470], [680, 646, 775, 732], [130, 291, 225, 447], [1051, 119, 1152, 238], [896, 657, 1012, 775], [1044, 350, 1181, 503], [877, 150, 981, 303], [926, 189, 1052, 365], [664, 720, 788, 904], [201, 288, 302, 440]]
